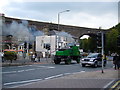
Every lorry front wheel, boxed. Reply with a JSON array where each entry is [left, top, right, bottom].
[[54, 58, 60, 64]]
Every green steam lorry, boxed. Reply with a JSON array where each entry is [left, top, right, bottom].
[[54, 46, 80, 64]]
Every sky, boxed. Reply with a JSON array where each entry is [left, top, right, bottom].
[[0, 0, 119, 30]]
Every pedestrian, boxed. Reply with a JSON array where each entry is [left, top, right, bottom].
[[23, 52, 26, 59], [36, 52, 40, 62], [31, 53, 35, 62], [37, 52, 43, 62], [113, 53, 119, 70]]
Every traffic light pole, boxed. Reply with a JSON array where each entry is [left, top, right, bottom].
[[101, 32, 104, 73]]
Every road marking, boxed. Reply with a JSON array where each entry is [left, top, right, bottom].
[[35, 66, 55, 69], [2, 71, 17, 74], [3, 66, 55, 74], [111, 80, 120, 88], [103, 80, 115, 88], [64, 73, 71, 75], [72, 71, 85, 74], [4, 78, 42, 86], [45, 74, 63, 80], [80, 71, 85, 72], [17, 66, 25, 67], [17, 70, 25, 72]]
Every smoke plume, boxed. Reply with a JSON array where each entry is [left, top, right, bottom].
[[3, 20, 44, 44]]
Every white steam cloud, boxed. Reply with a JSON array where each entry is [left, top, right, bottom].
[[3, 20, 44, 43]]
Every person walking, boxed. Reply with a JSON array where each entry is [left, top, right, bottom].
[[37, 52, 43, 62], [32, 53, 36, 62], [23, 52, 26, 59], [36, 52, 40, 62], [113, 53, 119, 70]]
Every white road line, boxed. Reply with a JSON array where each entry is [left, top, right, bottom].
[[103, 79, 115, 88], [17, 66, 24, 67], [80, 71, 85, 72], [3, 66, 55, 74], [72, 71, 85, 74], [17, 70, 25, 72], [35, 66, 55, 69], [47, 67, 55, 69], [45, 74, 63, 80], [2, 71, 17, 74], [24, 69, 35, 71], [64, 73, 71, 75], [4, 78, 42, 86], [33, 65, 50, 67]]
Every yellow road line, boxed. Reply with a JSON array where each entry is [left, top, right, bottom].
[[111, 80, 120, 89]]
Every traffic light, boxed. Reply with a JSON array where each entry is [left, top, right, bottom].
[[29, 43, 32, 49], [97, 32, 102, 48], [24, 42, 27, 49], [117, 35, 120, 47]]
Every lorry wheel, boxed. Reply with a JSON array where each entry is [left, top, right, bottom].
[[65, 61, 71, 64], [82, 64, 85, 67], [54, 59, 60, 64]]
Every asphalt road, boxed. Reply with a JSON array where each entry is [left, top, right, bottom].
[[2, 60, 113, 88]]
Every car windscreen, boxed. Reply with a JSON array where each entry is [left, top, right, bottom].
[[87, 53, 98, 58]]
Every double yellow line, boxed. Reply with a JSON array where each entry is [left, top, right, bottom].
[[111, 80, 120, 90]]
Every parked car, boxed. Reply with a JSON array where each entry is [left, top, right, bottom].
[[81, 53, 106, 68]]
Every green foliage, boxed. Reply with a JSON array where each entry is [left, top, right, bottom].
[[4, 51, 17, 63], [106, 29, 119, 52], [79, 39, 89, 52], [80, 37, 97, 52], [105, 23, 120, 54], [79, 23, 120, 54], [87, 37, 97, 52]]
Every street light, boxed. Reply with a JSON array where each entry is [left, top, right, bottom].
[[57, 10, 70, 50], [58, 10, 70, 31]]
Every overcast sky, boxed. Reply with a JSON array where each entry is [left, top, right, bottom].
[[0, 0, 119, 29]]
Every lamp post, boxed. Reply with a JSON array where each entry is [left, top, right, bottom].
[[58, 10, 70, 31], [57, 10, 70, 50]]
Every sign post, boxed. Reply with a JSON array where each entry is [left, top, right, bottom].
[[101, 32, 104, 73]]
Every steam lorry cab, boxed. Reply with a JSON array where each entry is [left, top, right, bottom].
[[54, 46, 80, 64]]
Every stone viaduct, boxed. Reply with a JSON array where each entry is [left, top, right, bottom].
[[2, 15, 109, 39]]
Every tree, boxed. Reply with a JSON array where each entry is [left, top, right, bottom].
[[87, 37, 97, 52], [106, 28, 119, 54]]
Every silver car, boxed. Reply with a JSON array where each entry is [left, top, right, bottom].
[[81, 53, 106, 68]]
